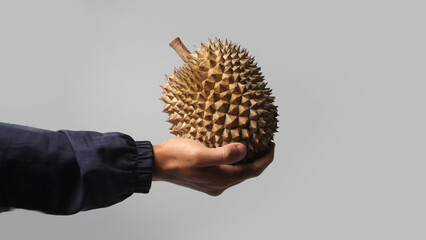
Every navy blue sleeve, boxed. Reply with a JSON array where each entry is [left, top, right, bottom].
[[0, 122, 153, 215]]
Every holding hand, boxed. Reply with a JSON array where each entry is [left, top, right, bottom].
[[153, 138, 275, 196]]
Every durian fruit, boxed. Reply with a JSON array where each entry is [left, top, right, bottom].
[[161, 37, 278, 162]]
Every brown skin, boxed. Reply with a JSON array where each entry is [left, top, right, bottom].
[[152, 138, 275, 196]]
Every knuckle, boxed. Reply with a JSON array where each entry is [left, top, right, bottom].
[[189, 148, 200, 160], [189, 149, 202, 165], [218, 180, 230, 189], [222, 148, 232, 161], [254, 168, 263, 177], [249, 168, 262, 178], [207, 190, 224, 197]]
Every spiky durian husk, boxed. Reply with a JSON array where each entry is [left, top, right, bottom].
[[161, 38, 278, 162]]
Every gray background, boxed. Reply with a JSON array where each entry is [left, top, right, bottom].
[[0, 0, 425, 239]]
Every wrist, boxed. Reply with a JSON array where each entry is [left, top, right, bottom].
[[152, 142, 166, 181]]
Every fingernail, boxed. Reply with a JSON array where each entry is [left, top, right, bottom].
[[236, 144, 247, 158]]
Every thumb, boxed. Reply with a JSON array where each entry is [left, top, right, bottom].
[[197, 143, 247, 167]]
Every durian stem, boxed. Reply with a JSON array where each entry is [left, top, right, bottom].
[[169, 37, 192, 62]]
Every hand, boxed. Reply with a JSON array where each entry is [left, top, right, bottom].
[[152, 138, 275, 196]]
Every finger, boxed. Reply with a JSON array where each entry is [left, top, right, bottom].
[[195, 143, 247, 167], [251, 142, 275, 173], [220, 142, 275, 179]]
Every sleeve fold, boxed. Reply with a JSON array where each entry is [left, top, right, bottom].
[[0, 122, 153, 215], [134, 141, 153, 193]]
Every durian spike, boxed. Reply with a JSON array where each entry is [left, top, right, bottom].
[[169, 37, 192, 62]]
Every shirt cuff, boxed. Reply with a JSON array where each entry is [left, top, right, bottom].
[[134, 141, 153, 193]]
